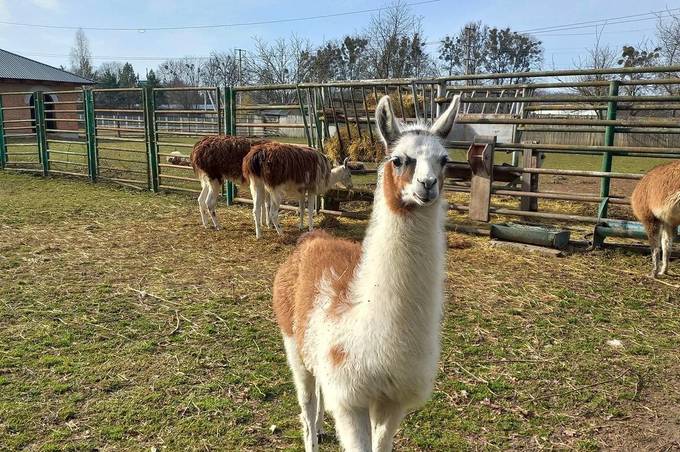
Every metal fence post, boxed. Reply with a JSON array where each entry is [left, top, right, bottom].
[[0, 95, 6, 170], [143, 87, 159, 192], [83, 89, 98, 182], [599, 80, 620, 219], [222, 86, 237, 205], [296, 86, 313, 147], [34, 91, 49, 176]]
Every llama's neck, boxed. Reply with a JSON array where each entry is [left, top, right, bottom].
[[351, 168, 446, 327]]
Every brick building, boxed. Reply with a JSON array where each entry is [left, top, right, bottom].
[[0, 49, 94, 134]]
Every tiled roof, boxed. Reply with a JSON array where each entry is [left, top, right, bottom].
[[0, 48, 94, 84]]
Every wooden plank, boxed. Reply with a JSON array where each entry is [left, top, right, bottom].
[[467, 136, 496, 222], [489, 239, 565, 257]]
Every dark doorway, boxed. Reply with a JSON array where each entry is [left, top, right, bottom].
[[44, 94, 57, 132], [28, 94, 57, 133], [29, 94, 36, 133]]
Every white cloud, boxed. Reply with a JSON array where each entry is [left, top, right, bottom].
[[30, 0, 60, 11]]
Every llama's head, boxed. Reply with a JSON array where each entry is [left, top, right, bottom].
[[331, 157, 354, 190], [375, 95, 460, 211]]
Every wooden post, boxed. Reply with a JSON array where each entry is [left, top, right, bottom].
[[467, 135, 496, 222], [520, 141, 540, 212]]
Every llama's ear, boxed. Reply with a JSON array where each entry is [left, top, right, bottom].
[[430, 94, 461, 140], [375, 96, 401, 151]]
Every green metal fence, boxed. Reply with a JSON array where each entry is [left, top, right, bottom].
[[2, 65, 680, 245]]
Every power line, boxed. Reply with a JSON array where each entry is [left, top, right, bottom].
[[519, 7, 680, 34], [0, 0, 440, 32]]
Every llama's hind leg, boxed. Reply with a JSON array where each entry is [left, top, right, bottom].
[[646, 220, 662, 277], [249, 179, 264, 239], [206, 179, 223, 230], [282, 336, 319, 452], [197, 177, 210, 228], [659, 223, 675, 276], [332, 405, 371, 452], [307, 193, 316, 232], [370, 401, 405, 452], [299, 196, 306, 230], [269, 191, 283, 235]]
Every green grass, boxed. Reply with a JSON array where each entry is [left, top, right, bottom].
[[1, 172, 679, 450]]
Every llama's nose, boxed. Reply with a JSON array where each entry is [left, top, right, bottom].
[[418, 177, 437, 190]]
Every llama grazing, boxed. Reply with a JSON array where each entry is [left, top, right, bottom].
[[190, 135, 269, 230], [631, 160, 680, 277], [166, 150, 191, 166], [242, 143, 353, 239], [272, 94, 461, 451]]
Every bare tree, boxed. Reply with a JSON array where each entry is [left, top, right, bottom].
[[249, 35, 315, 102], [69, 28, 94, 79], [200, 51, 241, 87], [439, 21, 488, 76], [363, 0, 435, 78], [570, 27, 618, 118], [656, 10, 680, 96], [157, 58, 203, 108]]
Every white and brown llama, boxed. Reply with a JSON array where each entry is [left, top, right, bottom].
[[631, 160, 680, 277], [272, 94, 461, 451], [190, 135, 269, 230], [242, 143, 352, 239]]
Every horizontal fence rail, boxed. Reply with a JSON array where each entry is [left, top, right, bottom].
[[2, 66, 680, 245]]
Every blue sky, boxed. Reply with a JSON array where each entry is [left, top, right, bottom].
[[0, 0, 676, 78]]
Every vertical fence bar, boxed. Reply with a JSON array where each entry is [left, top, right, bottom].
[[309, 88, 324, 152], [361, 86, 374, 144], [0, 95, 6, 169], [35, 91, 49, 176], [296, 86, 313, 147], [410, 82, 420, 122], [349, 87, 362, 140], [599, 80, 620, 218], [143, 87, 159, 192], [226, 86, 237, 205], [216, 86, 222, 135], [326, 86, 343, 152], [84, 89, 98, 182]]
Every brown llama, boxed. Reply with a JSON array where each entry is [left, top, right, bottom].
[[631, 160, 680, 277], [242, 143, 352, 239], [190, 135, 269, 230]]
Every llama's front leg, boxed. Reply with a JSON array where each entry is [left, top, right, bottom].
[[282, 336, 319, 452], [370, 401, 405, 452], [333, 405, 371, 452], [315, 383, 325, 437], [659, 224, 675, 276], [197, 179, 210, 227], [206, 179, 222, 230]]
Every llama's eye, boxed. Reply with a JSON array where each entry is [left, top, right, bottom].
[[391, 156, 402, 168], [440, 156, 449, 166]]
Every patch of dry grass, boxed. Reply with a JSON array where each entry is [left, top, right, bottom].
[[1, 172, 679, 451]]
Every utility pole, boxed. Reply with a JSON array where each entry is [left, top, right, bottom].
[[235, 48, 246, 105], [464, 25, 473, 85]]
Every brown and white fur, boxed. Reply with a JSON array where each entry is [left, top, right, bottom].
[[190, 135, 269, 230], [242, 143, 353, 239], [631, 160, 680, 277], [272, 95, 460, 451]]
